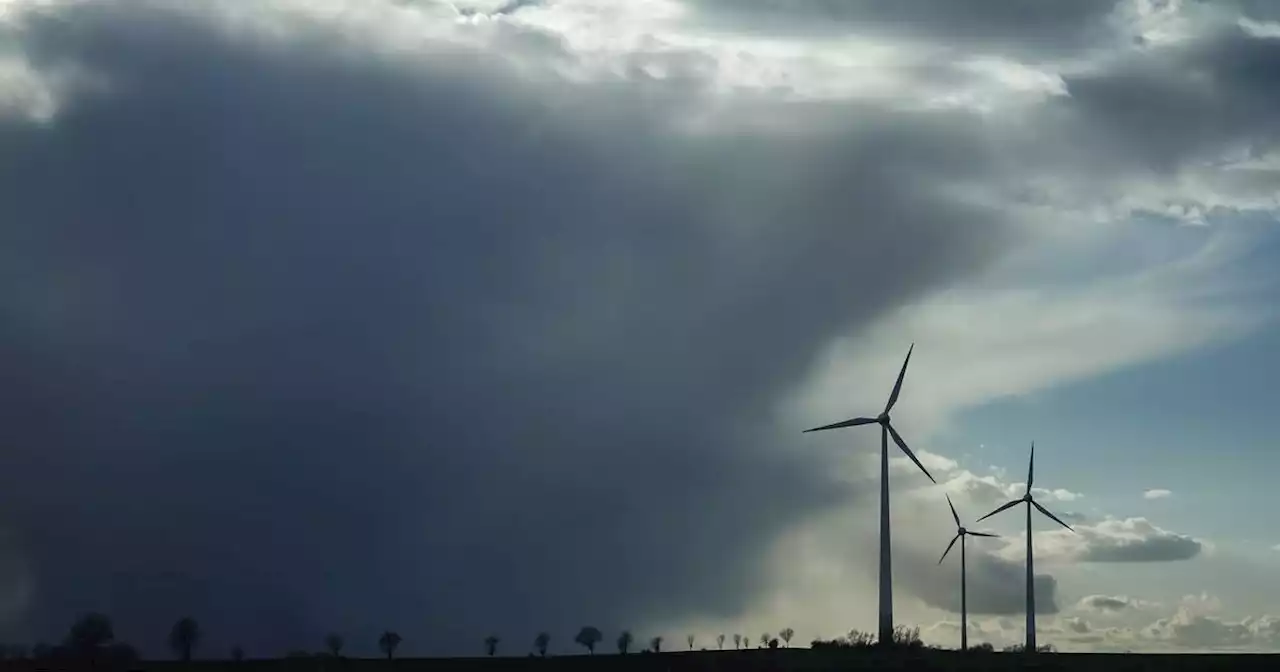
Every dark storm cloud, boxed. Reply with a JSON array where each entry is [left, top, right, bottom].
[[1055, 22, 1280, 174], [0, 2, 1011, 657], [688, 0, 1125, 55]]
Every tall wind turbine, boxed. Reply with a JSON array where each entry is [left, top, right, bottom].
[[976, 443, 1074, 652], [803, 344, 936, 645], [938, 495, 998, 651]]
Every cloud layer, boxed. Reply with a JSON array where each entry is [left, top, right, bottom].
[[0, 0, 1015, 656], [0, 0, 1276, 656]]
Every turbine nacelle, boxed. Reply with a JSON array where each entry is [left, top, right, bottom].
[[800, 344, 936, 485]]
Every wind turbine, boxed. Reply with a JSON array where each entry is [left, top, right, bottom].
[[803, 344, 936, 646], [938, 495, 998, 651], [975, 442, 1074, 652]]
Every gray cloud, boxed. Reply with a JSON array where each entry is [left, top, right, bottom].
[[1055, 23, 1280, 175], [1077, 595, 1153, 613], [1143, 610, 1261, 650], [688, 0, 1126, 55], [907, 545, 1059, 616], [1076, 522, 1203, 563], [1080, 596, 1132, 612], [1064, 616, 1091, 634], [0, 1, 1014, 657]]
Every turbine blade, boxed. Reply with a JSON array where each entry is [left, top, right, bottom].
[[967, 531, 1000, 538], [887, 423, 935, 484], [976, 499, 1022, 523], [885, 343, 914, 413], [1026, 441, 1035, 494], [946, 494, 960, 528], [938, 533, 960, 565], [802, 417, 878, 433], [1032, 500, 1074, 532]]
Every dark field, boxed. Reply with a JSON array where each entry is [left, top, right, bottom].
[[12, 650, 1280, 672]]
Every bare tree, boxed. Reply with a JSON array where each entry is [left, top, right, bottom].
[[231, 646, 244, 662], [779, 627, 795, 648], [716, 634, 725, 649], [759, 633, 770, 648], [324, 633, 344, 658], [649, 635, 663, 653], [484, 635, 500, 656], [732, 634, 741, 649], [686, 634, 695, 650], [534, 632, 550, 657], [378, 631, 402, 660], [574, 627, 601, 655], [617, 630, 633, 655], [891, 625, 922, 649], [168, 617, 200, 662]]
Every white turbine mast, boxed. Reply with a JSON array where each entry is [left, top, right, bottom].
[[938, 494, 998, 651], [975, 442, 1075, 653], [803, 344, 936, 645]]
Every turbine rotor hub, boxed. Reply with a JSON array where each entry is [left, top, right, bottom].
[[877, 412, 889, 424], [958, 527, 967, 535], [1022, 494, 1032, 503]]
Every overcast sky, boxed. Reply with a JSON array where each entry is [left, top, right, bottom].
[[2, 0, 1280, 658]]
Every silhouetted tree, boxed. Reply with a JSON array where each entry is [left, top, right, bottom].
[[759, 633, 769, 648], [534, 632, 550, 657], [686, 634, 695, 650], [890, 625, 923, 649], [231, 645, 245, 662], [768, 638, 779, 649], [65, 612, 114, 655], [779, 627, 794, 647], [324, 633, 344, 657], [484, 635, 500, 656], [649, 635, 663, 653], [732, 634, 741, 649], [574, 627, 601, 655], [971, 642, 995, 652], [1003, 642, 1057, 653], [379, 631, 402, 660], [716, 634, 725, 649], [616, 630, 633, 654], [169, 617, 201, 661]]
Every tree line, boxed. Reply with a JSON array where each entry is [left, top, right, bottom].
[[488, 626, 798, 657], [4, 613, 1054, 661], [0, 612, 802, 662]]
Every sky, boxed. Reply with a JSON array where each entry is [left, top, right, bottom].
[[1, 0, 1280, 658]]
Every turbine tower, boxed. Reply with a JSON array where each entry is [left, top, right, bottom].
[[803, 344, 936, 646], [938, 495, 998, 651], [976, 442, 1074, 652]]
